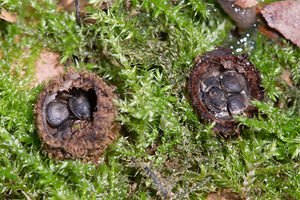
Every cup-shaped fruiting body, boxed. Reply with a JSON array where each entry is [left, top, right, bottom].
[[188, 47, 264, 134], [35, 69, 119, 163]]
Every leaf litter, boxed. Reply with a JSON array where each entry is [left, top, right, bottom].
[[0, 8, 17, 23], [33, 50, 64, 86], [261, 0, 300, 48]]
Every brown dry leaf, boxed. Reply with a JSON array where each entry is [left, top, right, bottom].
[[0, 9, 17, 23], [261, 0, 300, 48], [33, 50, 64, 86], [207, 189, 244, 200], [235, 0, 258, 9], [281, 69, 293, 87]]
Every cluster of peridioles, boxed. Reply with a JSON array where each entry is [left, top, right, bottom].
[[188, 47, 264, 135]]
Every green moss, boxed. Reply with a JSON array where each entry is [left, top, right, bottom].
[[0, 0, 299, 199]]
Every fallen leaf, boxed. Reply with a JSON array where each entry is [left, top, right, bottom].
[[235, 0, 258, 9], [261, 0, 300, 48], [281, 69, 293, 87], [207, 189, 244, 200], [33, 50, 64, 86], [0, 9, 17, 23]]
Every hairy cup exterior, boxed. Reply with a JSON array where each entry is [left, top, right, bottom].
[[188, 47, 264, 134], [35, 69, 119, 163]]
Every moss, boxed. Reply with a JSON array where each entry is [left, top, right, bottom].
[[0, 0, 299, 199]]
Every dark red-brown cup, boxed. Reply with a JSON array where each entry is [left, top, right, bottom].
[[188, 47, 264, 135]]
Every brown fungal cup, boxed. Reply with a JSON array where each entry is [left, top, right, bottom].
[[188, 47, 264, 135], [35, 69, 119, 163]]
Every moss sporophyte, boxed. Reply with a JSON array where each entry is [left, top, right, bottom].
[[188, 47, 264, 135], [35, 69, 120, 163]]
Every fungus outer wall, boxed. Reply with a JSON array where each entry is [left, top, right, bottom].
[[188, 47, 264, 134], [35, 70, 119, 163]]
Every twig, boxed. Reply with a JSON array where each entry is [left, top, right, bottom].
[[21, 190, 32, 200], [75, 0, 81, 26], [72, 55, 80, 68], [143, 166, 169, 198]]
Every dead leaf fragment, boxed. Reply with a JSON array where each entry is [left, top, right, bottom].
[[261, 0, 300, 48], [0, 9, 17, 23], [207, 189, 244, 200], [235, 0, 258, 9], [281, 69, 293, 87], [34, 50, 64, 86]]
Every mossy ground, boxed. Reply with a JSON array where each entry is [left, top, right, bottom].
[[0, 0, 299, 199]]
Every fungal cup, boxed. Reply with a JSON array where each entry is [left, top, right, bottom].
[[188, 47, 264, 134], [35, 69, 119, 163]]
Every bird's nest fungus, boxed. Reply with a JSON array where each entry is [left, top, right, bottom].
[[35, 69, 119, 163], [188, 47, 264, 135]]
